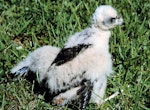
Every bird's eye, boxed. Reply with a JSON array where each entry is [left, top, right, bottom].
[[110, 18, 116, 23]]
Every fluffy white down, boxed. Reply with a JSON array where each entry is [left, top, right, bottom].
[[11, 46, 60, 80], [11, 5, 124, 106], [46, 27, 113, 93]]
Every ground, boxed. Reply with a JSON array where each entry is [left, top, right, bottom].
[[0, 0, 150, 110]]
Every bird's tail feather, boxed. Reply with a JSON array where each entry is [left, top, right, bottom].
[[10, 56, 32, 79], [10, 66, 29, 79]]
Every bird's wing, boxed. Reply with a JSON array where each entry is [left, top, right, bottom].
[[77, 79, 93, 110], [51, 44, 92, 66]]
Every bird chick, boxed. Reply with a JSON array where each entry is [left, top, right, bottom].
[[10, 5, 124, 109]]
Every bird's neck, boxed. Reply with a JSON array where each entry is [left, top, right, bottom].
[[90, 26, 111, 51]]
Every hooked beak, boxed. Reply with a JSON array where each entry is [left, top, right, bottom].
[[117, 17, 124, 26]]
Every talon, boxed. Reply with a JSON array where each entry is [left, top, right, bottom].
[[53, 97, 66, 106]]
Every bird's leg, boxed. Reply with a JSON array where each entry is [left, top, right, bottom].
[[91, 76, 107, 106], [52, 86, 81, 106]]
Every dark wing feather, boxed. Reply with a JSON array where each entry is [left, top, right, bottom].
[[77, 79, 93, 110], [51, 44, 92, 66]]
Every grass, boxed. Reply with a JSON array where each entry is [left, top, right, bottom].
[[0, 0, 149, 110]]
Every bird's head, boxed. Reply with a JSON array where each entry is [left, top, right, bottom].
[[92, 5, 124, 30]]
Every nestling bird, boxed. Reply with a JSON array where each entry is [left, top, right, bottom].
[[10, 5, 124, 109]]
